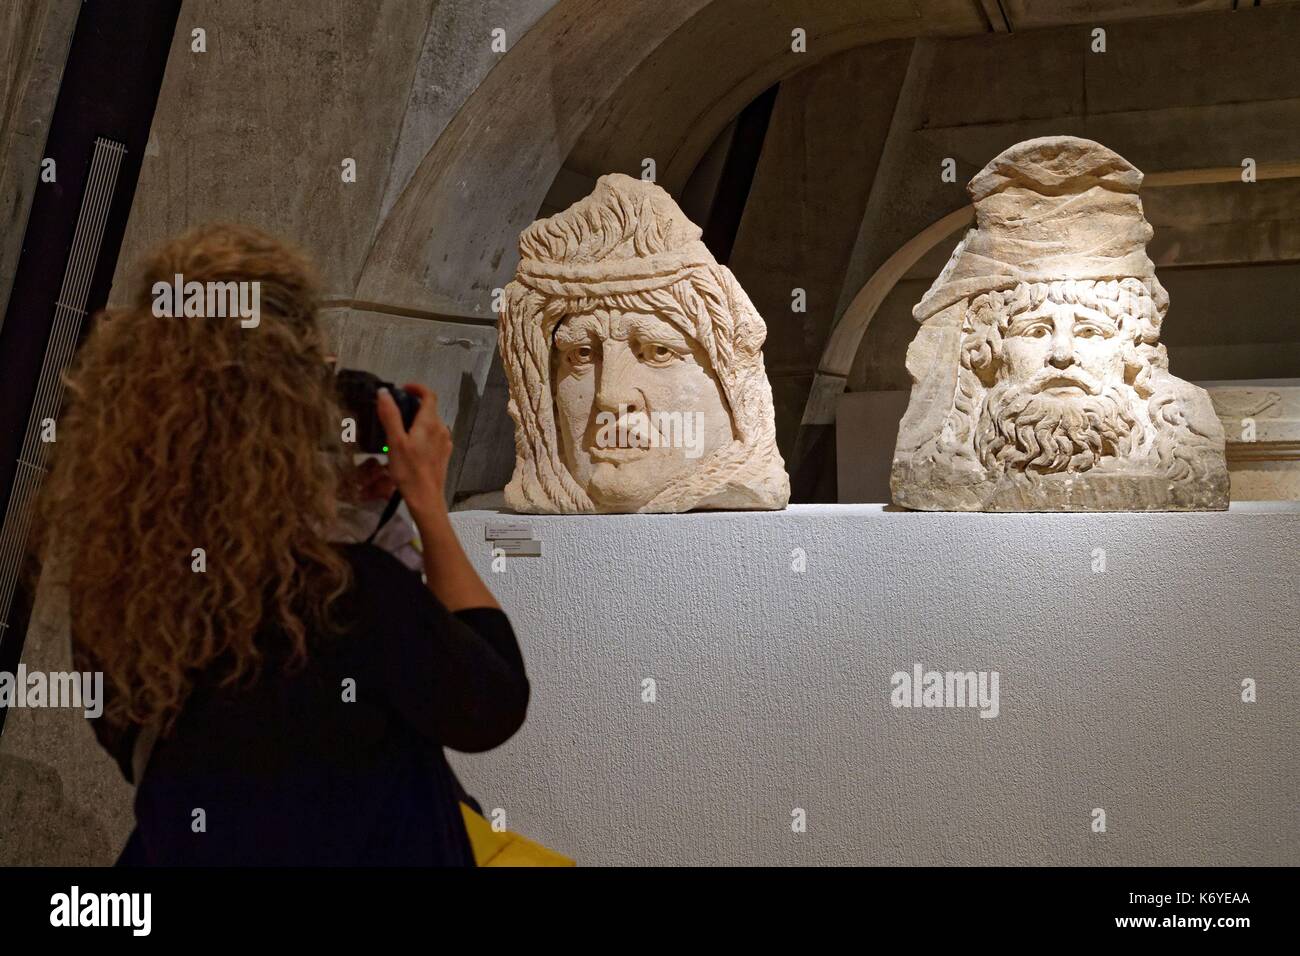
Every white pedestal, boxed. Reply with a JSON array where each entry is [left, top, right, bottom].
[[449, 503, 1299, 866]]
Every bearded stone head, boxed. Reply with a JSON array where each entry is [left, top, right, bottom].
[[891, 137, 1228, 511], [966, 277, 1156, 476]]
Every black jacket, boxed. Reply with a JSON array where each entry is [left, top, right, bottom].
[[79, 543, 529, 866]]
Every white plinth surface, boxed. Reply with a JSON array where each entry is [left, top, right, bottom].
[[447, 503, 1299, 866]]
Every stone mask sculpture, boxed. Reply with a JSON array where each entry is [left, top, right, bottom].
[[500, 173, 790, 513], [891, 136, 1229, 511]]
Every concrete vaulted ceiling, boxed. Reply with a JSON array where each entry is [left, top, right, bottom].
[[560, 0, 987, 192], [356, 0, 712, 320], [352, 0, 1022, 320], [355, 0, 1253, 323]]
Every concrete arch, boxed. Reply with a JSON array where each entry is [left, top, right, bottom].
[[818, 207, 973, 382]]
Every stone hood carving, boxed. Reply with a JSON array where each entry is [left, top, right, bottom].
[[915, 136, 1160, 321], [500, 173, 789, 514]]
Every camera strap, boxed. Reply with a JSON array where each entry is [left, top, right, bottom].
[[365, 489, 405, 545]]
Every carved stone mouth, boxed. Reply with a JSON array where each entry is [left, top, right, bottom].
[[590, 414, 660, 458], [1039, 376, 1092, 394], [589, 446, 648, 464]]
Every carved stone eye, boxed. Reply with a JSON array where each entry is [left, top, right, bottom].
[[567, 345, 594, 366], [640, 342, 678, 366]]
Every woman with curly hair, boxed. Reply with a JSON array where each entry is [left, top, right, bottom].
[[35, 223, 528, 866]]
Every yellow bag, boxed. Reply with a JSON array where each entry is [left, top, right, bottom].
[[459, 803, 575, 867]]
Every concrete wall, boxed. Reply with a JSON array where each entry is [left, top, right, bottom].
[[109, 0, 559, 308], [728, 42, 912, 458], [101, 0, 563, 498], [447, 504, 1299, 866], [0, 0, 78, 326], [0, 3, 101, 864], [0, 577, 129, 865], [836, 390, 909, 504]]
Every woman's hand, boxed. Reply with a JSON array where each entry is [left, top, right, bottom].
[[376, 383, 452, 523]]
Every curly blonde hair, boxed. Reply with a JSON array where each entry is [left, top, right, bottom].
[[35, 223, 353, 733]]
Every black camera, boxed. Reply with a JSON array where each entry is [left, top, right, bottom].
[[335, 368, 421, 454]]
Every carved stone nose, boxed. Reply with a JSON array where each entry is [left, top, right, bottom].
[[595, 346, 644, 414], [1049, 351, 1073, 370]]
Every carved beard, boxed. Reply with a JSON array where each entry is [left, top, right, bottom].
[[976, 378, 1141, 475]]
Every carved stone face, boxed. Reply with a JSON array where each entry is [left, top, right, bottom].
[[503, 173, 790, 514], [550, 308, 734, 511], [999, 298, 1126, 398], [975, 288, 1140, 475]]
